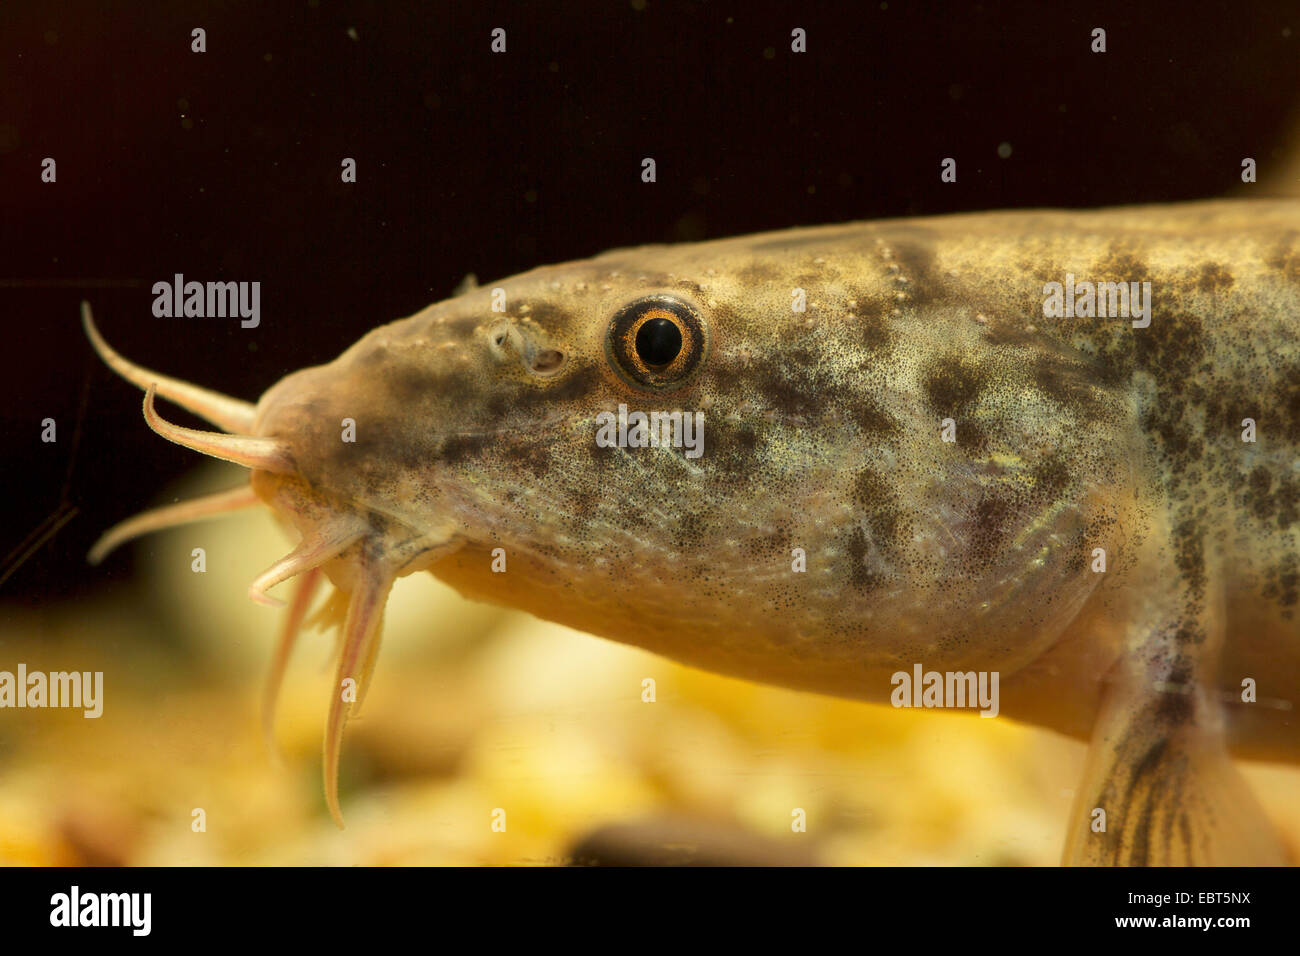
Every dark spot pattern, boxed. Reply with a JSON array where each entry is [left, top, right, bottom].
[[922, 355, 985, 415], [845, 527, 885, 593], [1196, 262, 1235, 293], [852, 468, 910, 554]]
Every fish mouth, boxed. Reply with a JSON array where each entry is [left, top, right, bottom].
[[82, 302, 461, 827]]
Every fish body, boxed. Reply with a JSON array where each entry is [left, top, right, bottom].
[[86, 198, 1300, 862]]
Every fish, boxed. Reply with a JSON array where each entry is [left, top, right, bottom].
[[83, 197, 1300, 863]]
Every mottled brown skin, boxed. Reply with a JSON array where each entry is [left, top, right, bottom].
[[241, 200, 1300, 860]]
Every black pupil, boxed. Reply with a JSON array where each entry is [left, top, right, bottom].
[[634, 316, 682, 366]]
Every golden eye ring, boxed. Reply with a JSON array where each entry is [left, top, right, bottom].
[[605, 295, 708, 390]]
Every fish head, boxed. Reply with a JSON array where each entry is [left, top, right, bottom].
[[249, 232, 1142, 695], [84, 223, 1146, 823]]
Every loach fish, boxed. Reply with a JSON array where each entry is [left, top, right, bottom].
[[83, 198, 1299, 864]]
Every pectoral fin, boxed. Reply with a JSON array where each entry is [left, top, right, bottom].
[[1063, 674, 1285, 865], [1074, 556, 1287, 867], [1062, 514, 1287, 867]]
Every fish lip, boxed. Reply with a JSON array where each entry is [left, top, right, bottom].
[[260, 464, 468, 554], [390, 533, 465, 575]]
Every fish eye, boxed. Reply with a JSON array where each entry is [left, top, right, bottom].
[[635, 316, 682, 366], [606, 295, 707, 389]]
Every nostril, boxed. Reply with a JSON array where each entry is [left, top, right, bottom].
[[486, 319, 512, 353], [530, 349, 565, 374], [486, 318, 563, 374]]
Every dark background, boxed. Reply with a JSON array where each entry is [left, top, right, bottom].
[[3, 0, 1299, 601]]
